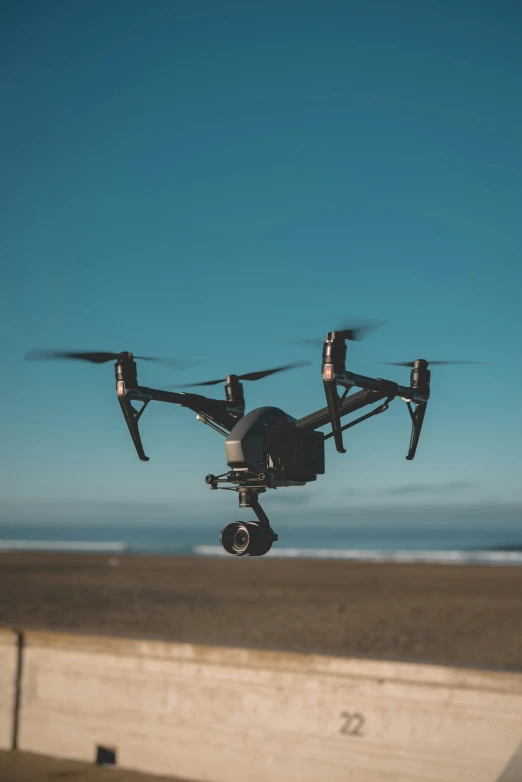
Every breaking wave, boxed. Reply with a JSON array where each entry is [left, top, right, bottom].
[[191, 546, 522, 565]]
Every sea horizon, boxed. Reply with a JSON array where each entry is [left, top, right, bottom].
[[1, 522, 522, 565]]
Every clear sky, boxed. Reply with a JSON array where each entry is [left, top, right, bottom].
[[1, 0, 521, 529]]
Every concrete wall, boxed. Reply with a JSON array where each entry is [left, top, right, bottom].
[[15, 630, 522, 782], [0, 629, 17, 750]]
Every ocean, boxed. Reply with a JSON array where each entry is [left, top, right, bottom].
[[1, 523, 521, 565]]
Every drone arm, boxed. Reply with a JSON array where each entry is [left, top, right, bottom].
[[117, 386, 180, 461], [323, 396, 393, 440], [294, 387, 389, 432], [115, 384, 241, 462], [134, 386, 192, 405], [321, 373, 400, 453], [337, 371, 428, 404], [133, 386, 240, 431]]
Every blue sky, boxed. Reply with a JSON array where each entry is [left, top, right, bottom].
[[1, 0, 521, 528]]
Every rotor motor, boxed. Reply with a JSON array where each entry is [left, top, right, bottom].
[[410, 359, 430, 397], [224, 374, 245, 407], [322, 332, 347, 377], [115, 352, 138, 395]]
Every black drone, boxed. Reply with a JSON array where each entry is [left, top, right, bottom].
[[26, 325, 481, 557]]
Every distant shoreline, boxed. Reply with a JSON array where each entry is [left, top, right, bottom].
[[1, 538, 522, 564]]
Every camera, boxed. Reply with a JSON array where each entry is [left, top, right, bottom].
[[220, 521, 274, 556]]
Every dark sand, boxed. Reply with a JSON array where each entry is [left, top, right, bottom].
[[1, 553, 521, 669], [0, 750, 187, 781]]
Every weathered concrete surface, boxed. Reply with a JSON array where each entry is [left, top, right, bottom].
[[0, 749, 190, 781], [0, 629, 16, 750], [496, 740, 522, 781], [18, 631, 522, 782]]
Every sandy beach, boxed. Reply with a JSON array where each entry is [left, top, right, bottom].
[[1, 552, 521, 670]]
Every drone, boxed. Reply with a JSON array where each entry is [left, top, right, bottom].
[[26, 324, 481, 557]]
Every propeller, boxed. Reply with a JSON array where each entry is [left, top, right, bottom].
[[24, 349, 199, 369], [383, 360, 487, 367], [168, 360, 311, 388], [274, 318, 385, 348]]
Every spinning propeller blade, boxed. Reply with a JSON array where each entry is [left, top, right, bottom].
[[275, 318, 385, 348], [169, 361, 311, 388], [24, 349, 199, 368], [383, 360, 487, 367], [25, 350, 120, 364], [239, 361, 311, 381]]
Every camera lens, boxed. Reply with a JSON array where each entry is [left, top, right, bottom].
[[234, 530, 248, 547], [232, 526, 250, 554], [220, 522, 251, 556]]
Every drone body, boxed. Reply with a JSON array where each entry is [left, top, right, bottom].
[[26, 327, 481, 557], [225, 407, 325, 486]]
